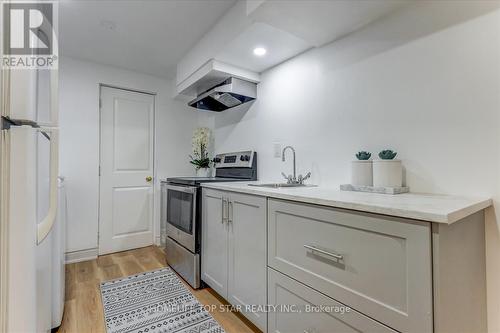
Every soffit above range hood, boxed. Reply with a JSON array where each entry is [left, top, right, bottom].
[[188, 77, 256, 112]]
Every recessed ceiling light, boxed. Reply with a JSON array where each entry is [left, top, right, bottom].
[[253, 47, 267, 56]]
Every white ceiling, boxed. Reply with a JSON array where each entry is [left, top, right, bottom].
[[180, 0, 411, 82], [59, 0, 237, 79], [249, 0, 410, 47], [215, 22, 311, 73], [59, 0, 411, 82]]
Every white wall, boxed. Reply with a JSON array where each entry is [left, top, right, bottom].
[[203, 2, 500, 331], [176, 0, 252, 85], [59, 57, 198, 257]]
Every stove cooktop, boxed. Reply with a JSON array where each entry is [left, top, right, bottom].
[[165, 177, 250, 186]]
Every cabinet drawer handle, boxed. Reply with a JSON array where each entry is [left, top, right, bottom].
[[228, 201, 233, 223], [222, 198, 227, 224], [304, 244, 343, 260]]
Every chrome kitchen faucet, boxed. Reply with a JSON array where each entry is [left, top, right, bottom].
[[281, 146, 311, 185]]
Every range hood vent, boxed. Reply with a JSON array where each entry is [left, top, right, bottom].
[[188, 77, 257, 112]]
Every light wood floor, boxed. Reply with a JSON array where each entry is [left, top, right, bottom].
[[58, 246, 260, 333]]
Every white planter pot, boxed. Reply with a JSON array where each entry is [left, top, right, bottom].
[[373, 160, 402, 187], [351, 160, 373, 186], [196, 167, 211, 177]]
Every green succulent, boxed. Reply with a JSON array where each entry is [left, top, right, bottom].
[[355, 151, 371, 160], [378, 150, 397, 160]]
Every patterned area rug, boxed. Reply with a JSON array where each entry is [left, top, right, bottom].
[[100, 267, 225, 333]]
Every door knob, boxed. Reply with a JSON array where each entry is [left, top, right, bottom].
[[146, 176, 153, 182]]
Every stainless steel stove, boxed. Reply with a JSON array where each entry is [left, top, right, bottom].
[[161, 151, 257, 288]]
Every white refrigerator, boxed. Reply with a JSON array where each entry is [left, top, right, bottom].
[[0, 64, 62, 332]]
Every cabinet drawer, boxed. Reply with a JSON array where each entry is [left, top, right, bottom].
[[268, 199, 432, 333], [268, 268, 396, 333]]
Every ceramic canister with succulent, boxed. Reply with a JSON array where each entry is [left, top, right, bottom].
[[189, 127, 212, 177], [351, 151, 373, 186], [373, 150, 402, 187]]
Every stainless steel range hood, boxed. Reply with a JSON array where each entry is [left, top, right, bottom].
[[188, 77, 257, 112]]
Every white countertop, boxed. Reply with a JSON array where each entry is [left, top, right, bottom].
[[201, 182, 492, 224]]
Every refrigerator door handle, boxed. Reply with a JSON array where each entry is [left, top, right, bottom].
[[37, 128, 58, 244]]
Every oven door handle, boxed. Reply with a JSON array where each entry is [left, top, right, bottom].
[[165, 184, 197, 194]]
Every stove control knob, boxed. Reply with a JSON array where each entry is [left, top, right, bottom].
[[245, 155, 251, 161], [213, 157, 221, 163], [240, 155, 245, 161]]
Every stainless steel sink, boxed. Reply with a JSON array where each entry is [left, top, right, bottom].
[[248, 183, 316, 188]]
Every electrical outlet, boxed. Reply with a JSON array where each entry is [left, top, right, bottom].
[[273, 142, 282, 158]]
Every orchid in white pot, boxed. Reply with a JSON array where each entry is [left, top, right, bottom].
[[189, 127, 212, 177]]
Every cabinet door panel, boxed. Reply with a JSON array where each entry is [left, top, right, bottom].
[[228, 192, 267, 332], [201, 189, 228, 297]]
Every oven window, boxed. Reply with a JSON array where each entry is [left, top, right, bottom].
[[167, 189, 194, 234]]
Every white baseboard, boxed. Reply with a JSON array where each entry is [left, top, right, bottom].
[[65, 248, 98, 264], [155, 235, 161, 246]]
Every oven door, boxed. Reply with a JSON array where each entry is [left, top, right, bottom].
[[165, 183, 197, 252]]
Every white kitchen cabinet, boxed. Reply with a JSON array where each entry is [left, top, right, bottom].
[[227, 191, 267, 331], [202, 185, 487, 333], [202, 188, 267, 332], [268, 198, 433, 333], [268, 267, 396, 333], [201, 188, 228, 297], [266, 198, 488, 333]]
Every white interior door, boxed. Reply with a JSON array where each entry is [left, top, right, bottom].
[[99, 86, 155, 255]]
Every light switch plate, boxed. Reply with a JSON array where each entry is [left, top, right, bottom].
[[273, 142, 281, 158]]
